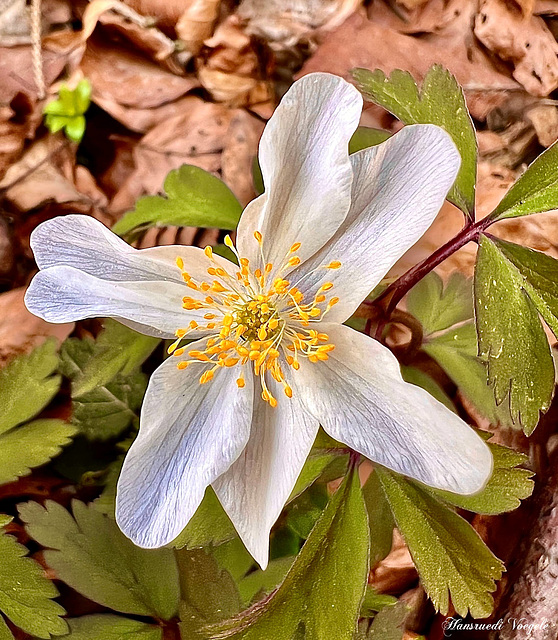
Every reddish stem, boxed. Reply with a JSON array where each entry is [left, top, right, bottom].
[[372, 216, 493, 318]]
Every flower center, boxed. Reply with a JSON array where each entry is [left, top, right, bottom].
[[169, 233, 340, 407]]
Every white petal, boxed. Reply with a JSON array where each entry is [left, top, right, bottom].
[[30, 214, 237, 284], [292, 323, 492, 494], [116, 351, 253, 548], [214, 372, 319, 568], [236, 73, 362, 274], [290, 125, 461, 323], [24, 265, 203, 339]]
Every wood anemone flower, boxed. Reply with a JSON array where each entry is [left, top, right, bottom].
[[25, 73, 493, 569]]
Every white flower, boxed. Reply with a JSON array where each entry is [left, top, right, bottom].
[[25, 73, 492, 568]]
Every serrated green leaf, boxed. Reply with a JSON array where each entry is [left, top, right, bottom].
[[44, 114, 67, 133], [488, 140, 558, 221], [432, 439, 534, 515], [362, 469, 395, 567], [112, 165, 242, 237], [407, 271, 473, 335], [172, 487, 236, 549], [0, 616, 14, 640], [491, 238, 558, 339], [353, 66, 477, 217], [348, 126, 391, 154], [72, 320, 159, 396], [178, 549, 241, 640], [0, 339, 61, 435], [474, 236, 555, 434], [60, 337, 147, 440], [73, 79, 92, 114], [376, 469, 504, 619], [423, 323, 513, 426], [65, 615, 162, 640], [212, 538, 254, 582], [208, 470, 369, 640], [0, 419, 77, 485], [19, 500, 179, 620], [43, 81, 90, 143], [237, 557, 294, 606], [400, 365, 455, 412], [0, 516, 67, 638]]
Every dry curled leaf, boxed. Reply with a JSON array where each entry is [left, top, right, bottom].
[[475, 0, 558, 96], [176, 0, 221, 57]]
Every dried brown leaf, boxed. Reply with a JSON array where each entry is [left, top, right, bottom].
[[176, 0, 221, 56], [475, 0, 558, 96]]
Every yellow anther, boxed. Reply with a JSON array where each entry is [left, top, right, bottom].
[[173, 348, 185, 357], [269, 318, 279, 330], [177, 362, 188, 370], [249, 350, 260, 360], [224, 357, 240, 367], [176, 257, 184, 270], [315, 294, 326, 303], [223, 314, 233, 326], [187, 282, 199, 290], [257, 327, 267, 340], [265, 263, 273, 273], [290, 242, 301, 253], [205, 296, 214, 304], [200, 370, 214, 384], [204, 313, 216, 319], [326, 260, 342, 269], [255, 269, 262, 278], [328, 297, 339, 306], [207, 267, 217, 276], [182, 272, 192, 282], [216, 268, 227, 277], [269, 396, 278, 408], [175, 329, 187, 338], [309, 308, 321, 317], [288, 256, 301, 267], [284, 385, 293, 398], [189, 320, 198, 329], [320, 282, 334, 292], [201, 282, 211, 291], [286, 355, 294, 365], [212, 282, 227, 293], [204, 246, 213, 258], [254, 230, 263, 243], [240, 257, 249, 267], [236, 377, 245, 388]]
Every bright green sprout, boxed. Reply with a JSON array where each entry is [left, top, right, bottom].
[[43, 78, 92, 143]]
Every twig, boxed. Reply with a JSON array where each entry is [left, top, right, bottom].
[[30, 0, 45, 99]]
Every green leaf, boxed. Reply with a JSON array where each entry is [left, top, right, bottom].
[[360, 587, 398, 617], [488, 140, 558, 221], [400, 365, 455, 412], [112, 165, 243, 237], [178, 549, 241, 640], [73, 79, 92, 114], [172, 487, 236, 549], [237, 557, 294, 606], [19, 500, 180, 620], [209, 469, 369, 640], [376, 469, 504, 619], [423, 323, 513, 426], [432, 439, 534, 515], [407, 271, 473, 335], [0, 516, 67, 638], [212, 538, 255, 582], [0, 419, 77, 485], [64, 116, 86, 143], [60, 337, 147, 440], [474, 235, 555, 434], [0, 616, 14, 640], [362, 469, 395, 567], [348, 126, 391, 154], [289, 452, 338, 502], [490, 238, 558, 339], [65, 615, 162, 640], [0, 339, 61, 434], [72, 320, 159, 396], [353, 66, 477, 218]]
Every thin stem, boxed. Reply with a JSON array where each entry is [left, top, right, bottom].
[[372, 215, 493, 319]]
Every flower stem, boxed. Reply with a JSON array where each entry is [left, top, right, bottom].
[[372, 215, 493, 318]]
